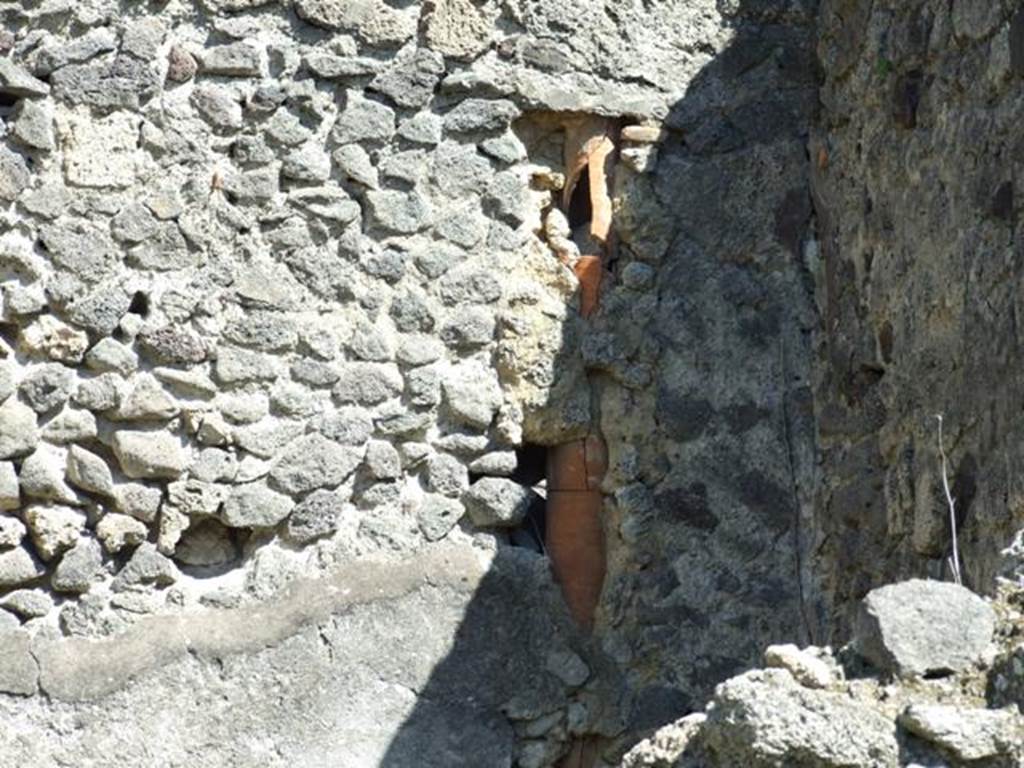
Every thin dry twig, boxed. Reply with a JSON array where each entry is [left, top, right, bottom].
[[935, 414, 963, 585]]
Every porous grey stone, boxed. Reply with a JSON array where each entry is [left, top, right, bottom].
[[294, 0, 416, 45], [468, 451, 517, 476], [112, 431, 187, 480], [0, 516, 26, 548], [191, 83, 243, 129], [167, 480, 230, 517], [0, 546, 43, 588], [365, 189, 433, 234], [700, 669, 899, 768], [0, 58, 49, 97], [112, 543, 178, 590], [291, 360, 340, 388], [443, 99, 521, 133], [442, 360, 503, 428], [114, 482, 163, 523], [434, 199, 488, 247], [440, 306, 495, 348], [426, 453, 469, 498], [223, 312, 299, 353], [19, 446, 78, 504], [397, 112, 443, 145], [52, 537, 104, 593], [96, 514, 149, 554], [0, 399, 38, 459], [333, 143, 379, 188], [423, 0, 495, 60], [282, 142, 332, 182], [50, 58, 159, 111], [439, 266, 502, 305], [0, 146, 30, 201], [431, 141, 493, 197], [855, 580, 995, 678], [333, 363, 403, 405], [215, 347, 284, 385], [270, 433, 363, 495], [64, 285, 133, 335], [24, 505, 87, 561], [389, 290, 437, 334], [396, 335, 445, 366], [416, 493, 464, 541], [898, 704, 1022, 762], [19, 363, 76, 413], [0, 589, 53, 619], [463, 478, 536, 527], [221, 482, 294, 528], [481, 132, 527, 164], [269, 381, 317, 417], [763, 645, 834, 690], [0, 362, 13, 402], [112, 375, 179, 421], [305, 53, 381, 79], [285, 489, 347, 543], [312, 407, 374, 446], [364, 440, 401, 480], [73, 373, 124, 412], [370, 48, 445, 108], [197, 43, 261, 76], [66, 445, 115, 497], [126, 224, 194, 271], [85, 338, 139, 376], [344, 322, 392, 363], [42, 409, 98, 445], [33, 28, 118, 75], [37, 220, 118, 283], [122, 17, 166, 60], [0, 462, 18, 510], [405, 366, 441, 408], [289, 186, 362, 223], [333, 91, 396, 144], [12, 99, 55, 150]]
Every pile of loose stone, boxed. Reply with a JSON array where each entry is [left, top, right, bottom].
[[620, 579, 1024, 768], [0, 0, 608, 637]]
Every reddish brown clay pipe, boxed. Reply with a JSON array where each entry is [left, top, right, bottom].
[[546, 434, 607, 631], [573, 256, 603, 318]]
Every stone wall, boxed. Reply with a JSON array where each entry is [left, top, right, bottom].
[[811, 0, 1024, 637], [592, 0, 823, 742], [3, 0, 1023, 765], [0, 0, 807, 765]]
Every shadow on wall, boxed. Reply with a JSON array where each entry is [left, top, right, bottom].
[[382, 0, 822, 764]]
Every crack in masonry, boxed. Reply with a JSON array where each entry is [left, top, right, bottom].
[[779, 334, 816, 647]]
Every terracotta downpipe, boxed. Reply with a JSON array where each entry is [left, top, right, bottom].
[[573, 256, 603, 318], [549, 118, 616, 768], [546, 434, 608, 630], [547, 117, 614, 629]]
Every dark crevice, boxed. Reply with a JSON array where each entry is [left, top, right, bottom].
[[507, 443, 549, 554], [567, 164, 593, 231]]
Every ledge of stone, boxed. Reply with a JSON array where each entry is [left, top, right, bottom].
[[32, 543, 486, 702]]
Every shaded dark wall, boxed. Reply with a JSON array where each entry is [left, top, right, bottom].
[[812, 0, 1024, 637]]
